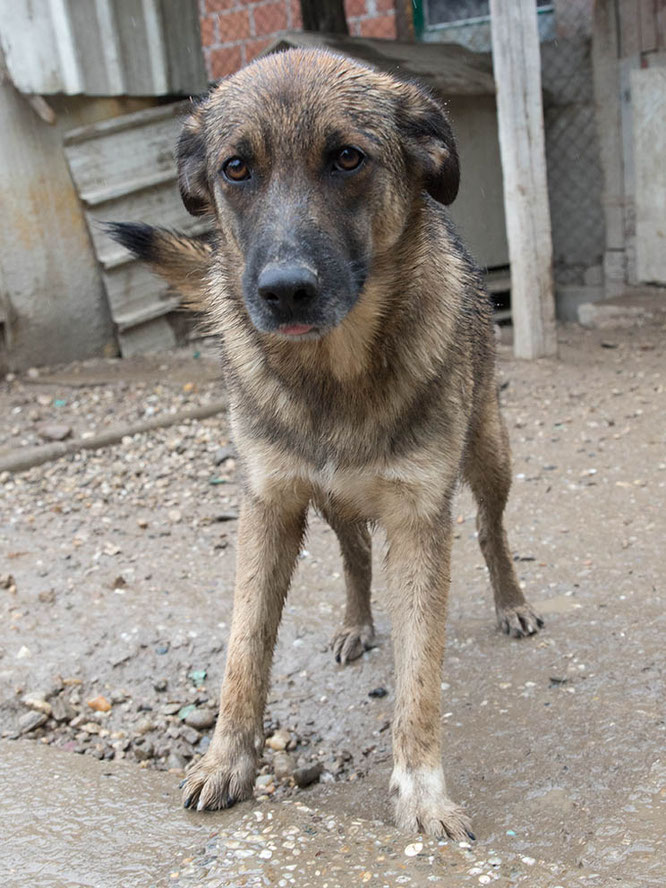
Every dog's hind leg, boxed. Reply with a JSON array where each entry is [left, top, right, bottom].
[[182, 491, 308, 811], [322, 505, 374, 665], [464, 390, 544, 637]]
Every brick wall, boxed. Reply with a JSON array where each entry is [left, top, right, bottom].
[[199, 0, 398, 81]]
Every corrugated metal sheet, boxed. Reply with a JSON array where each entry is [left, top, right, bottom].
[[0, 0, 206, 96], [64, 101, 210, 355]]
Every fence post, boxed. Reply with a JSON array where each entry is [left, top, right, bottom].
[[489, 0, 557, 359]]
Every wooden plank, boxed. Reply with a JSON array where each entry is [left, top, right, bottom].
[[118, 317, 177, 356], [489, 0, 557, 359], [592, 0, 626, 253], [102, 261, 179, 318], [619, 0, 641, 56], [79, 168, 177, 207], [658, 0, 666, 49], [639, 0, 659, 51], [64, 106, 187, 197], [632, 67, 666, 282]]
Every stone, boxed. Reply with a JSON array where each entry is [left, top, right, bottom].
[[213, 445, 236, 465], [184, 708, 216, 730], [134, 741, 154, 761], [51, 695, 76, 723], [87, 695, 111, 712], [18, 711, 48, 734], [21, 692, 53, 716], [180, 725, 200, 745], [265, 729, 290, 751], [293, 762, 323, 788], [39, 423, 72, 442], [273, 752, 295, 781]]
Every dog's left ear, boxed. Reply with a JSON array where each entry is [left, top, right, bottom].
[[396, 82, 460, 205]]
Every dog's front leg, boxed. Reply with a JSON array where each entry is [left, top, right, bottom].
[[182, 492, 307, 811], [384, 501, 474, 841]]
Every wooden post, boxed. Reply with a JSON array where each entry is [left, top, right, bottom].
[[489, 0, 557, 359]]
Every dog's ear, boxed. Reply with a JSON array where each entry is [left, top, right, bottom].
[[177, 101, 213, 216], [396, 82, 460, 205]]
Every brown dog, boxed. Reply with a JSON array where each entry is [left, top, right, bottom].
[[109, 48, 543, 840]]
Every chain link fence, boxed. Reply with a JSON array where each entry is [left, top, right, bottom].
[[421, 0, 605, 287]]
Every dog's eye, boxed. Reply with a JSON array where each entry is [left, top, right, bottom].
[[333, 147, 365, 173], [222, 157, 251, 182]]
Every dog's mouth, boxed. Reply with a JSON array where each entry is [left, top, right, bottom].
[[275, 322, 324, 340]]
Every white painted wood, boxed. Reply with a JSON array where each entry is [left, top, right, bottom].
[[489, 0, 557, 359], [95, 0, 125, 94], [48, 0, 84, 94], [0, 0, 205, 96], [142, 0, 169, 96], [631, 67, 666, 284]]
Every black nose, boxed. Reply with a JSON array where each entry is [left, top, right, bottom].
[[257, 265, 319, 313]]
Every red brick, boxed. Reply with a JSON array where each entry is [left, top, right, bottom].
[[345, 0, 367, 17], [289, 0, 302, 28], [244, 36, 272, 62], [209, 45, 243, 79], [359, 13, 396, 38], [199, 16, 217, 49], [206, 0, 237, 12], [375, 0, 396, 12], [217, 8, 251, 41], [252, 1, 288, 37]]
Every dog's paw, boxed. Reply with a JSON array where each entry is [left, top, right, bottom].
[[332, 623, 375, 665], [497, 602, 544, 638], [182, 742, 256, 812], [390, 766, 474, 842]]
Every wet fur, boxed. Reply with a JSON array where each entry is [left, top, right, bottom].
[[109, 48, 543, 840]]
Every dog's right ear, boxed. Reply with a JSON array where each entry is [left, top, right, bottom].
[[177, 102, 213, 216]]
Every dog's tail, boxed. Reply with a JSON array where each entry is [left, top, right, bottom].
[[105, 223, 212, 308]]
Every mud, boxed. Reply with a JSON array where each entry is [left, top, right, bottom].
[[1, 322, 664, 887]]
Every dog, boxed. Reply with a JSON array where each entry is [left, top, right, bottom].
[[108, 48, 543, 841]]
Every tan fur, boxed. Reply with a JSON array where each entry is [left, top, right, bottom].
[[111, 48, 543, 841]]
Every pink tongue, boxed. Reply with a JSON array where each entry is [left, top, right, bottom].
[[281, 323, 314, 335]]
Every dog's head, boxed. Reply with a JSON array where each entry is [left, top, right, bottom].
[[178, 49, 459, 339]]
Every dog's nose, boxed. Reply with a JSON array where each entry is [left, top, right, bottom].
[[257, 265, 319, 312]]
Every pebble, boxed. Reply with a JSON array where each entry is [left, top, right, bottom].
[[39, 423, 72, 442], [265, 729, 291, 751], [16, 645, 31, 660], [51, 696, 76, 722], [404, 842, 423, 857], [135, 718, 154, 735], [213, 445, 236, 465], [273, 752, 296, 781], [87, 695, 112, 712], [180, 726, 200, 745], [184, 708, 216, 730], [255, 773, 275, 788], [293, 762, 322, 788], [22, 692, 53, 716], [18, 711, 48, 734], [368, 687, 388, 698], [134, 741, 155, 761]]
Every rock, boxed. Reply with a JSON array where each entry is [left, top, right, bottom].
[[39, 423, 72, 442], [87, 695, 112, 712], [81, 721, 101, 734], [1, 574, 17, 592], [180, 725, 200, 745], [134, 741, 154, 762], [167, 752, 187, 771], [368, 687, 388, 698], [51, 695, 76, 723], [255, 773, 274, 788], [18, 711, 48, 734], [215, 511, 238, 522], [109, 690, 127, 704], [265, 729, 291, 751], [273, 752, 295, 782], [293, 762, 323, 788], [16, 645, 31, 660], [184, 708, 216, 730], [21, 692, 53, 716], [213, 445, 236, 465], [153, 678, 168, 692], [135, 718, 154, 735]]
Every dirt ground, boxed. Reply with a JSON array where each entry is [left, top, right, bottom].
[[1, 321, 664, 887]]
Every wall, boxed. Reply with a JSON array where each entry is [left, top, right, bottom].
[[0, 84, 156, 370], [198, 0, 397, 79]]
